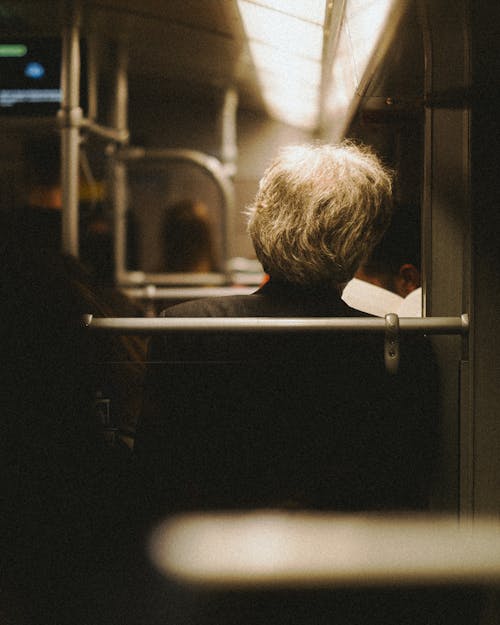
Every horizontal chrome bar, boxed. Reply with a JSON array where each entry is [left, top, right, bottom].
[[81, 118, 129, 143], [114, 147, 225, 172], [116, 271, 229, 287], [121, 286, 255, 300], [117, 272, 264, 288], [83, 314, 469, 335]]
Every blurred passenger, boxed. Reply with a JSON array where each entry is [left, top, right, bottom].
[[3, 134, 63, 250], [162, 199, 217, 272], [1, 134, 120, 287], [342, 206, 422, 316], [136, 142, 439, 519], [80, 206, 115, 285], [0, 243, 147, 625]]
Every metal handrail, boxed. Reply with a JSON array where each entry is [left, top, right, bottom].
[[121, 286, 256, 300], [83, 314, 469, 335], [111, 147, 235, 287]]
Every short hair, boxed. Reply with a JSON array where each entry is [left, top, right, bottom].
[[246, 142, 394, 286]]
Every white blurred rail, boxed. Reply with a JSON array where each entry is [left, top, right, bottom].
[[150, 511, 500, 588]]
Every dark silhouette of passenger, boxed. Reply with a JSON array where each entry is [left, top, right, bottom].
[[0, 243, 147, 625], [342, 206, 422, 316], [1, 133, 120, 287], [163, 199, 217, 272], [357, 206, 421, 296], [136, 142, 439, 518], [2, 134, 63, 251]]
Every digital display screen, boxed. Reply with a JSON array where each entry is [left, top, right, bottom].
[[0, 38, 86, 116]]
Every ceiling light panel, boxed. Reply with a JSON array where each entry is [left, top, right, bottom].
[[237, 0, 326, 129], [237, 0, 324, 61], [324, 0, 401, 139], [344, 0, 395, 83], [241, 0, 327, 25], [248, 41, 322, 88]]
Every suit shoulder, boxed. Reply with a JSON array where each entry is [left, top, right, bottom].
[[161, 294, 264, 318]]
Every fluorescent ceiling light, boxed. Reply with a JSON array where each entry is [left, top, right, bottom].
[[260, 78, 320, 129], [248, 41, 322, 88], [345, 0, 396, 84], [246, 0, 327, 25], [237, 0, 404, 134], [324, 0, 403, 140], [238, 1, 324, 61], [237, 0, 326, 130]]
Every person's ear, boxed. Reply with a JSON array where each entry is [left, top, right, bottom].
[[394, 264, 421, 297]]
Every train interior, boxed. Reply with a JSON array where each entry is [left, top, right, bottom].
[[1, 0, 500, 623]]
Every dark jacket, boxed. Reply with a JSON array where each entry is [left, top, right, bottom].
[[136, 279, 439, 516]]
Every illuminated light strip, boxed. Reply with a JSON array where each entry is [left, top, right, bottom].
[[0, 43, 27, 57]]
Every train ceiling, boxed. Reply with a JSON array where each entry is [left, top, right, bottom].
[[0, 0, 421, 136]]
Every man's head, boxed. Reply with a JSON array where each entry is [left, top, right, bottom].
[[247, 141, 393, 288], [355, 206, 421, 297]]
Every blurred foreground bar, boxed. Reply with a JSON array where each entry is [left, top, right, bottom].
[[150, 511, 500, 588]]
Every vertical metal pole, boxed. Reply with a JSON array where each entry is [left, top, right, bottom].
[[220, 87, 238, 176], [113, 41, 128, 134], [112, 41, 129, 285], [112, 154, 128, 284], [87, 29, 98, 122], [59, 0, 82, 256], [219, 87, 238, 278], [422, 0, 473, 517]]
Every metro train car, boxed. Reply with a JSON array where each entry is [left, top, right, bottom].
[[1, 0, 500, 624]]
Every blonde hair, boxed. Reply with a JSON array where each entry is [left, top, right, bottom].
[[247, 142, 394, 286]]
